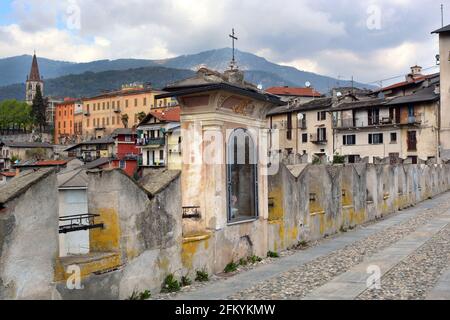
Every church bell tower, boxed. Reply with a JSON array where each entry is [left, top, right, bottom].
[[26, 52, 44, 105]]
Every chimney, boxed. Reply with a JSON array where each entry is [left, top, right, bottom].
[[411, 65, 422, 76], [406, 65, 422, 82], [332, 89, 342, 103]]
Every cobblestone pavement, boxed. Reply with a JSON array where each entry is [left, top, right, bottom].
[[229, 198, 450, 300], [154, 193, 450, 300], [357, 223, 450, 300]]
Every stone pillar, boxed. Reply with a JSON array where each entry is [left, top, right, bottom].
[[202, 121, 226, 231]]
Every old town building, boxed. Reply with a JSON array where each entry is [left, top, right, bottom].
[[0, 141, 54, 170], [267, 97, 334, 163], [267, 67, 441, 164], [433, 25, 450, 161], [332, 76, 440, 164], [137, 107, 181, 170], [82, 83, 166, 140], [64, 129, 139, 177], [65, 136, 115, 162], [54, 99, 83, 144]]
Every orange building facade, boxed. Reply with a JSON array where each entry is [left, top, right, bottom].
[[54, 99, 83, 144], [82, 84, 175, 140]]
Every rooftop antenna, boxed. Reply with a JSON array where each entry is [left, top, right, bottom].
[[442, 4, 444, 27], [351, 76, 354, 95], [229, 28, 238, 70], [337, 75, 342, 88]]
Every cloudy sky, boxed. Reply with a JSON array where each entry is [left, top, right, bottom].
[[0, 0, 444, 84]]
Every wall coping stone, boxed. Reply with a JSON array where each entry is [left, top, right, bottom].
[[0, 168, 55, 206]]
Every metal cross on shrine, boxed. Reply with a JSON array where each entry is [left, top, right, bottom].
[[229, 28, 238, 68]]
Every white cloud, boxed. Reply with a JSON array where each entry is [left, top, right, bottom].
[[0, 0, 441, 82], [280, 58, 323, 74], [0, 24, 107, 62], [281, 39, 438, 84]]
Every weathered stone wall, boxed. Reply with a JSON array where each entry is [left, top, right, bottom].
[[0, 133, 53, 144], [4, 163, 450, 300], [268, 163, 450, 252], [0, 169, 59, 300], [56, 169, 182, 300]]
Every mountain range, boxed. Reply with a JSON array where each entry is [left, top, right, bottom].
[[0, 48, 372, 101]]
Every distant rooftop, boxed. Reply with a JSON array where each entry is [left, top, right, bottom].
[[268, 97, 333, 116], [432, 24, 450, 34], [65, 136, 115, 152], [139, 107, 181, 126], [0, 141, 54, 149], [266, 86, 323, 98], [80, 157, 111, 170], [377, 73, 438, 93], [83, 85, 165, 102]]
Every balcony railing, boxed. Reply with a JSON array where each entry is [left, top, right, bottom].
[[141, 161, 166, 167], [137, 137, 165, 146], [407, 116, 422, 125], [334, 117, 402, 129], [338, 118, 357, 128], [310, 134, 327, 145], [298, 120, 307, 130], [169, 144, 182, 153], [59, 214, 104, 234]]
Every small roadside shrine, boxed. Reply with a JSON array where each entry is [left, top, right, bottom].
[[158, 63, 282, 272]]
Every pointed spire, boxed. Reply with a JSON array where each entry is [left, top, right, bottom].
[[28, 52, 41, 82]]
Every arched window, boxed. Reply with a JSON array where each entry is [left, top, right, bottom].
[[227, 128, 258, 223]]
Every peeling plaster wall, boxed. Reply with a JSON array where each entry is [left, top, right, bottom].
[[0, 171, 59, 300], [268, 163, 450, 252], [56, 169, 182, 300], [5, 163, 450, 300]]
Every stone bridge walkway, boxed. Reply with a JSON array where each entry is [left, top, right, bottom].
[[167, 192, 450, 300]]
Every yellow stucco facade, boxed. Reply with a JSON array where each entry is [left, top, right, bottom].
[[82, 85, 167, 139]]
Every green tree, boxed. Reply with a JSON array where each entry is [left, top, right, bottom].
[[25, 148, 47, 161], [0, 99, 33, 133], [31, 85, 48, 132], [121, 114, 129, 128], [332, 153, 346, 164], [137, 112, 147, 123]]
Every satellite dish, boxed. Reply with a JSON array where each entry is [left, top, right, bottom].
[[257, 83, 263, 90], [305, 81, 311, 88], [297, 113, 304, 120], [336, 92, 343, 97]]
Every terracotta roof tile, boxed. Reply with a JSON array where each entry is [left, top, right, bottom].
[[266, 87, 323, 97], [378, 73, 438, 92], [34, 160, 69, 166], [0, 172, 16, 177], [149, 107, 181, 122]]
